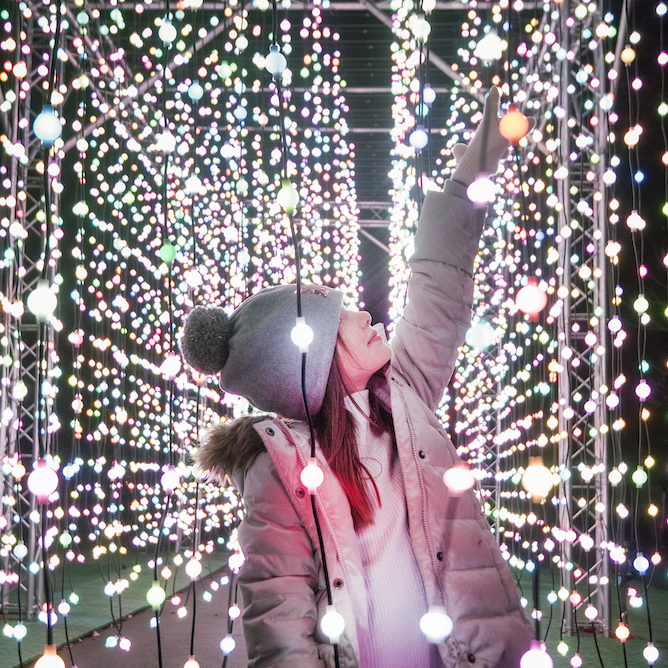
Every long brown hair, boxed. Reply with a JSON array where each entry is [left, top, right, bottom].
[[313, 339, 393, 529]]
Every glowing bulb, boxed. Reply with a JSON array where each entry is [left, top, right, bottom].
[[626, 210, 646, 230], [643, 643, 659, 665], [632, 466, 648, 487], [228, 604, 241, 620], [422, 0, 435, 13], [34, 646, 65, 668], [57, 600, 70, 616], [634, 553, 650, 574], [185, 559, 203, 580], [499, 105, 530, 144], [161, 466, 180, 492], [158, 20, 178, 44], [291, 317, 314, 353], [584, 605, 598, 621], [466, 176, 496, 203], [422, 84, 436, 106], [33, 107, 62, 144], [620, 46, 636, 64], [300, 457, 324, 493], [419, 606, 453, 643], [474, 31, 504, 61], [14, 541, 28, 560], [185, 175, 203, 194], [265, 44, 287, 76], [119, 637, 132, 651], [442, 463, 475, 495], [515, 278, 548, 319], [635, 380, 651, 400], [155, 131, 176, 153], [320, 605, 346, 643], [27, 280, 58, 321], [188, 81, 204, 101], [465, 322, 498, 349], [520, 642, 553, 668], [146, 582, 166, 609], [277, 181, 299, 213], [27, 460, 59, 499], [557, 641, 569, 656], [615, 623, 630, 642], [184, 657, 201, 668], [13, 380, 28, 401], [521, 456, 553, 500], [570, 654, 583, 668], [13, 622, 27, 640], [220, 635, 236, 655], [228, 551, 245, 572], [409, 125, 429, 150], [409, 14, 431, 42]]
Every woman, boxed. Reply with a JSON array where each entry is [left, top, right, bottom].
[[180, 87, 534, 668]]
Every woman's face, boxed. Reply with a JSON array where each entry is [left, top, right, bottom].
[[336, 309, 391, 393]]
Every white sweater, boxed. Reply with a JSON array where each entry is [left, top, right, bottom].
[[345, 390, 441, 668]]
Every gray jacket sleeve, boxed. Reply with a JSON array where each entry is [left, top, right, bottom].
[[237, 452, 325, 668], [392, 180, 487, 412]]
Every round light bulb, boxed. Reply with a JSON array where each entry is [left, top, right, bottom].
[[33, 107, 62, 144], [185, 559, 203, 580], [442, 464, 475, 495], [521, 456, 553, 500], [147, 582, 166, 609], [643, 643, 659, 665], [499, 105, 530, 144], [419, 605, 453, 643], [159, 20, 178, 44], [185, 175, 203, 194], [291, 317, 314, 352], [515, 278, 548, 318], [320, 605, 346, 643], [520, 642, 553, 668], [570, 654, 583, 668], [300, 457, 324, 493], [27, 280, 58, 321], [634, 553, 650, 575], [13, 622, 27, 640], [184, 657, 201, 668], [277, 181, 299, 213], [220, 634, 236, 655], [12, 381, 28, 401], [632, 466, 648, 487], [409, 125, 429, 150], [615, 622, 630, 642], [464, 322, 497, 349], [188, 81, 204, 101], [27, 460, 59, 499], [466, 176, 496, 203], [422, 84, 436, 106], [584, 605, 598, 621], [635, 380, 651, 400], [34, 646, 65, 668], [265, 44, 287, 76], [474, 31, 504, 61], [409, 15, 431, 42], [161, 466, 180, 492]]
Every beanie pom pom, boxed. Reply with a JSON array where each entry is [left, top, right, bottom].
[[180, 306, 231, 376]]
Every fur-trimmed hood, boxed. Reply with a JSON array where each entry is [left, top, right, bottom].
[[196, 415, 269, 490]]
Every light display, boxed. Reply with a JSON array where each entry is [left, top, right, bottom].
[[0, 0, 665, 666]]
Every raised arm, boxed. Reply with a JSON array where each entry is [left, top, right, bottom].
[[392, 87, 510, 411]]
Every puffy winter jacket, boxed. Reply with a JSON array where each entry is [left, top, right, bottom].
[[202, 180, 534, 668]]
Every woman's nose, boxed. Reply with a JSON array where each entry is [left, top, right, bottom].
[[359, 311, 371, 327]]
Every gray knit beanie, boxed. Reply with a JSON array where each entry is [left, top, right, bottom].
[[179, 284, 344, 420]]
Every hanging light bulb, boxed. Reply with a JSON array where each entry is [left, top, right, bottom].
[[442, 463, 475, 495], [320, 605, 346, 643], [34, 645, 65, 668], [155, 130, 177, 153], [422, 0, 436, 13], [14, 541, 28, 561], [27, 460, 59, 501], [277, 181, 299, 213], [520, 641, 553, 668], [265, 44, 287, 77], [146, 582, 166, 609], [626, 210, 646, 231], [409, 14, 431, 42], [634, 553, 650, 575], [220, 634, 236, 655], [291, 317, 314, 353], [188, 80, 204, 101], [632, 466, 648, 488], [515, 277, 548, 320], [184, 657, 201, 668], [474, 31, 504, 62], [27, 280, 58, 321], [466, 176, 496, 203], [614, 622, 630, 642], [422, 84, 436, 106], [643, 642, 659, 665], [499, 104, 530, 144], [185, 174, 203, 195], [185, 559, 203, 580], [409, 125, 429, 150], [521, 456, 553, 501], [300, 457, 324, 494], [570, 654, 583, 668], [464, 322, 498, 349], [159, 19, 178, 44], [419, 606, 453, 643], [33, 106, 63, 145], [161, 466, 180, 492]]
